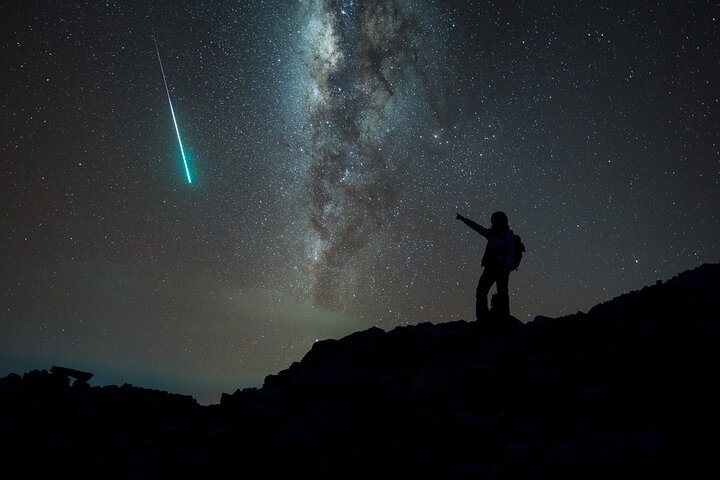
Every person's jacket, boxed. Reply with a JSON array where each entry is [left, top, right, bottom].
[[461, 218, 516, 268]]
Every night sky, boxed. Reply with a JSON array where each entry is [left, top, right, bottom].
[[2, 1, 718, 404]]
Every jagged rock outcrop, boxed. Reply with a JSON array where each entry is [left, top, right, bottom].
[[1, 263, 719, 478]]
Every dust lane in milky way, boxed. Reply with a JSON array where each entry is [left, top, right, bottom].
[[296, 0, 442, 307]]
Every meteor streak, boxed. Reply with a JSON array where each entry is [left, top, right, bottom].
[[153, 36, 192, 184]]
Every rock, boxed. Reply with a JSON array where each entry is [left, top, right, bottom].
[[50, 365, 93, 385], [539, 434, 641, 475]]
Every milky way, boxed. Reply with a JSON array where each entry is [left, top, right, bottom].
[[299, 0, 432, 306]]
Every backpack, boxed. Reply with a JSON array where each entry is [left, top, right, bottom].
[[508, 234, 525, 270]]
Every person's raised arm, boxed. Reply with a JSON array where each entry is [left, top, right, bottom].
[[456, 213, 490, 238]]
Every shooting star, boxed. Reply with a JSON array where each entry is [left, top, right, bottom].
[[153, 36, 192, 184]]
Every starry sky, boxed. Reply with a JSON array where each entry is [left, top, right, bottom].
[[2, 1, 719, 404]]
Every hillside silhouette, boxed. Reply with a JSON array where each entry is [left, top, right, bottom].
[[1, 263, 719, 478]]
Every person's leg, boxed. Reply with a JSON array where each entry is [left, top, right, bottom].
[[476, 267, 496, 321], [494, 267, 510, 318]]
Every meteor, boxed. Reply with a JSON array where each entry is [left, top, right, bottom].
[[153, 36, 192, 184]]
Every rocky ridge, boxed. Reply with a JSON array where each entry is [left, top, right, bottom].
[[1, 263, 719, 478]]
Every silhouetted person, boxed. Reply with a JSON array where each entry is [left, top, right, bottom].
[[456, 211, 517, 321]]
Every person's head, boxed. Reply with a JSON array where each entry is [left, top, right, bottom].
[[490, 211, 509, 230]]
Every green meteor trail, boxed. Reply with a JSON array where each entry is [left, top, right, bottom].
[[153, 36, 192, 184]]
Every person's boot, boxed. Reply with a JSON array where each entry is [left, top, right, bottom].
[[476, 297, 490, 322], [491, 293, 510, 320]]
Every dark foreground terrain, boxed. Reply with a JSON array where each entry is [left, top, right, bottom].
[[2, 264, 719, 479]]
